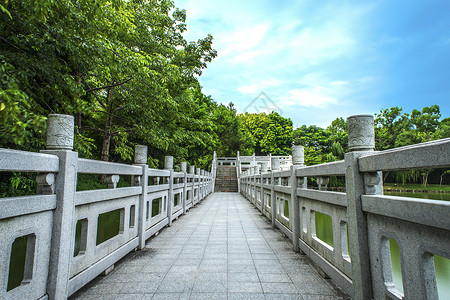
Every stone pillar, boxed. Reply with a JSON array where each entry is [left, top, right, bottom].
[[134, 145, 148, 249], [42, 114, 78, 300], [165, 156, 174, 226], [348, 115, 375, 152], [270, 168, 276, 228], [165, 156, 174, 170], [345, 114, 378, 300], [255, 165, 261, 175], [271, 157, 281, 171], [46, 114, 75, 150], [292, 145, 305, 166], [200, 169, 204, 200], [134, 145, 147, 164], [181, 162, 187, 215], [290, 144, 305, 253], [261, 162, 269, 173], [189, 165, 195, 205]]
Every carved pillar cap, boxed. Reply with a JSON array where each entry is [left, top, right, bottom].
[[196, 167, 201, 175], [261, 162, 269, 172], [164, 156, 173, 170], [292, 145, 305, 165], [271, 157, 281, 171], [46, 114, 74, 150], [347, 114, 375, 152], [134, 145, 148, 164], [180, 162, 187, 172], [189, 165, 195, 174]]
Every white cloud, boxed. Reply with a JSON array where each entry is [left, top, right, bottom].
[[221, 24, 270, 57], [280, 87, 337, 108], [238, 79, 283, 94], [238, 84, 260, 94], [331, 81, 348, 86]]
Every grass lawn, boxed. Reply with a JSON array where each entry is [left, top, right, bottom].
[[384, 183, 450, 192]]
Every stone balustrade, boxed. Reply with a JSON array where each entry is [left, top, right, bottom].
[[238, 114, 450, 300], [0, 114, 214, 300]]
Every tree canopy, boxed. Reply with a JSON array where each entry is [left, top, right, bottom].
[[0, 2, 448, 186]]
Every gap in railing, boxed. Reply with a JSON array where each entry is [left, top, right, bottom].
[[0, 172, 38, 197], [96, 209, 123, 245], [7, 234, 35, 292], [74, 219, 88, 257], [151, 197, 163, 217], [174, 193, 181, 207], [434, 255, 450, 298], [76, 174, 132, 191], [306, 176, 346, 192], [383, 167, 450, 199], [314, 212, 334, 247], [388, 239, 404, 297]]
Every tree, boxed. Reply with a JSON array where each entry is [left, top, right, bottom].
[[239, 112, 293, 156]]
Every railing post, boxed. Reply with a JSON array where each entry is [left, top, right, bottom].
[[196, 167, 200, 205], [165, 156, 174, 226], [200, 169, 204, 200], [134, 145, 148, 250], [291, 145, 305, 252], [345, 114, 378, 300], [261, 162, 268, 216], [41, 114, 78, 300], [181, 162, 187, 215], [271, 157, 280, 228], [189, 166, 195, 206]]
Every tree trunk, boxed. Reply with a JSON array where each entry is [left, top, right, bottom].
[[101, 123, 111, 162], [75, 113, 82, 130], [100, 86, 114, 162]]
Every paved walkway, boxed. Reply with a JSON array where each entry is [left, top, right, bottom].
[[71, 193, 350, 300]]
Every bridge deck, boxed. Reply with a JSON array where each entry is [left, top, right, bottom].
[[71, 192, 349, 300]]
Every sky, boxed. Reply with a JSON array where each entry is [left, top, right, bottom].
[[175, 0, 450, 128]]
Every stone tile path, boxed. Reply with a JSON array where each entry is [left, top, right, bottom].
[[71, 193, 350, 300]]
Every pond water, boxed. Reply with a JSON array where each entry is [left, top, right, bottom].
[[384, 190, 450, 202]]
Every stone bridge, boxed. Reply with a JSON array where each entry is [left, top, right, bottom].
[[0, 114, 449, 300]]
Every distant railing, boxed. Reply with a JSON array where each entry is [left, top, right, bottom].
[[239, 115, 450, 300], [0, 114, 214, 300]]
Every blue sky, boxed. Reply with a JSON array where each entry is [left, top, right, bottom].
[[175, 0, 450, 128]]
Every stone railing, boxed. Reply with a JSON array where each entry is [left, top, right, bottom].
[[0, 114, 214, 300], [239, 114, 450, 300], [238, 154, 292, 174]]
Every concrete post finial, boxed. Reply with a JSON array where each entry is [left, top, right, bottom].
[[164, 156, 174, 170], [255, 165, 261, 175], [271, 157, 281, 171], [46, 114, 74, 150], [134, 145, 148, 164], [196, 167, 201, 175], [292, 145, 305, 166], [180, 162, 187, 172], [261, 162, 269, 172], [347, 114, 375, 152], [189, 165, 195, 174]]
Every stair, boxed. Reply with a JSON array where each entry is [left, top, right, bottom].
[[214, 166, 238, 192]]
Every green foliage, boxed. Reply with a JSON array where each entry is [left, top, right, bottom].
[[240, 112, 292, 155], [0, 0, 220, 170]]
